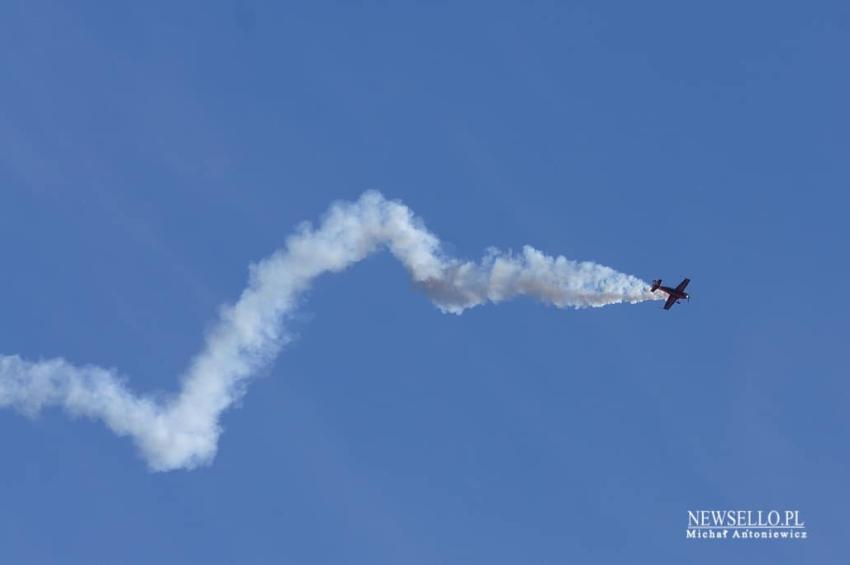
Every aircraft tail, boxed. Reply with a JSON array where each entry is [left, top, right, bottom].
[[650, 279, 661, 292]]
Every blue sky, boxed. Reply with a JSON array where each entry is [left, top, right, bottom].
[[1, 1, 848, 563]]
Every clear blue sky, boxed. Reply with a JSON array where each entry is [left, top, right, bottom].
[[1, 1, 848, 563]]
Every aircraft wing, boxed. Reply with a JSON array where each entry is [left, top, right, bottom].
[[663, 294, 677, 310], [674, 278, 690, 292]]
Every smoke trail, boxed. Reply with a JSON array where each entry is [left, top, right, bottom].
[[0, 192, 659, 471]]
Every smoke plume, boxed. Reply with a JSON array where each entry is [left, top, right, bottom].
[[0, 192, 659, 470]]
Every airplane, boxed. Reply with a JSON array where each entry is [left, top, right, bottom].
[[650, 278, 690, 310]]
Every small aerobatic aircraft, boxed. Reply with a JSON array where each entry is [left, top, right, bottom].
[[650, 278, 690, 310]]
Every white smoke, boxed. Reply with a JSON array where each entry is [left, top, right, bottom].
[[0, 191, 660, 471]]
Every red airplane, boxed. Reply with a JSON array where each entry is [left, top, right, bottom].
[[650, 278, 690, 310]]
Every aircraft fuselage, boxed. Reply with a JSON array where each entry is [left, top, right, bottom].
[[658, 286, 689, 300]]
